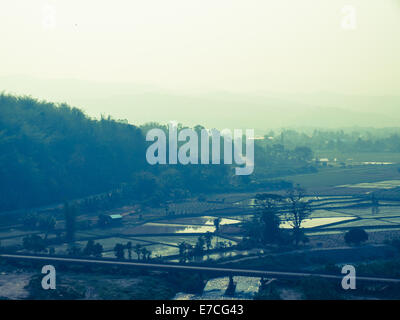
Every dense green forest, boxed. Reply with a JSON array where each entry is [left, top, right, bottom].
[[0, 94, 248, 212], [5, 93, 398, 213], [0, 94, 310, 212], [0, 94, 146, 211]]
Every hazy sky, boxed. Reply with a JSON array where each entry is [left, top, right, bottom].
[[1, 0, 400, 95]]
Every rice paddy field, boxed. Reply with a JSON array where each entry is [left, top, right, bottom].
[[338, 180, 400, 189], [284, 164, 400, 191], [2, 165, 400, 263], [3, 191, 400, 260], [77, 192, 400, 259], [175, 276, 261, 300]]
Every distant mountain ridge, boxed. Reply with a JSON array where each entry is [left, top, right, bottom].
[[1, 76, 399, 132]]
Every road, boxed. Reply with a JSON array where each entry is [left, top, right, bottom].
[[1, 253, 400, 283]]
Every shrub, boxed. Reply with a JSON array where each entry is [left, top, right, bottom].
[[344, 228, 368, 245]]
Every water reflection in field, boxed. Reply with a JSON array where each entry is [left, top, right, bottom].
[[129, 222, 216, 234], [280, 216, 355, 229], [159, 216, 240, 226], [174, 276, 261, 300], [337, 180, 400, 189]]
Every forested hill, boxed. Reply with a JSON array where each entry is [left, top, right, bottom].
[[0, 94, 146, 212], [0, 94, 308, 213], [0, 94, 240, 213]]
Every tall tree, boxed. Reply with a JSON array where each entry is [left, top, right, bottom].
[[114, 243, 125, 260], [204, 232, 213, 251], [134, 243, 142, 260], [214, 217, 221, 233], [284, 186, 312, 246]]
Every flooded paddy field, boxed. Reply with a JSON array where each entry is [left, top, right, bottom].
[[80, 195, 400, 259], [223, 194, 400, 237], [330, 206, 400, 217], [48, 237, 151, 255], [101, 244, 180, 258], [337, 180, 400, 189], [86, 196, 394, 261], [280, 216, 356, 229], [132, 235, 237, 247], [323, 218, 398, 229], [126, 222, 216, 234], [174, 276, 261, 300], [306, 209, 355, 218], [3, 191, 400, 262], [154, 201, 235, 216], [158, 216, 241, 226], [168, 248, 262, 263]]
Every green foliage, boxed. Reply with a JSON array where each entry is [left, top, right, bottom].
[[141, 247, 152, 261], [83, 240, 103, 257], [67, 244, 82, 256], [0, 93, 145, 211], [131, 243, 152, 261], [113, 243, 125, 260], [165, 272, 206, 295], [344, 228, 368, 245], [254, 281, 281, 300], [193, 236, 206, 256], [0, 93, 310, 213], [22, 234, 47, 253], [296, 277, 343, 300], [242, 190, 312, 247], [178, 241, 193, 263], [354, 259, 400, 278], [284, 187, 312, 246], [134, 243, 143, 260], [204, 232, 213, 251], [126, 241, 132, 260], [243, 197, 283, 246], [213, 217, 221, 232]]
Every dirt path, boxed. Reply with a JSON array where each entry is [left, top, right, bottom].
[[0, 271, 33, 299]]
